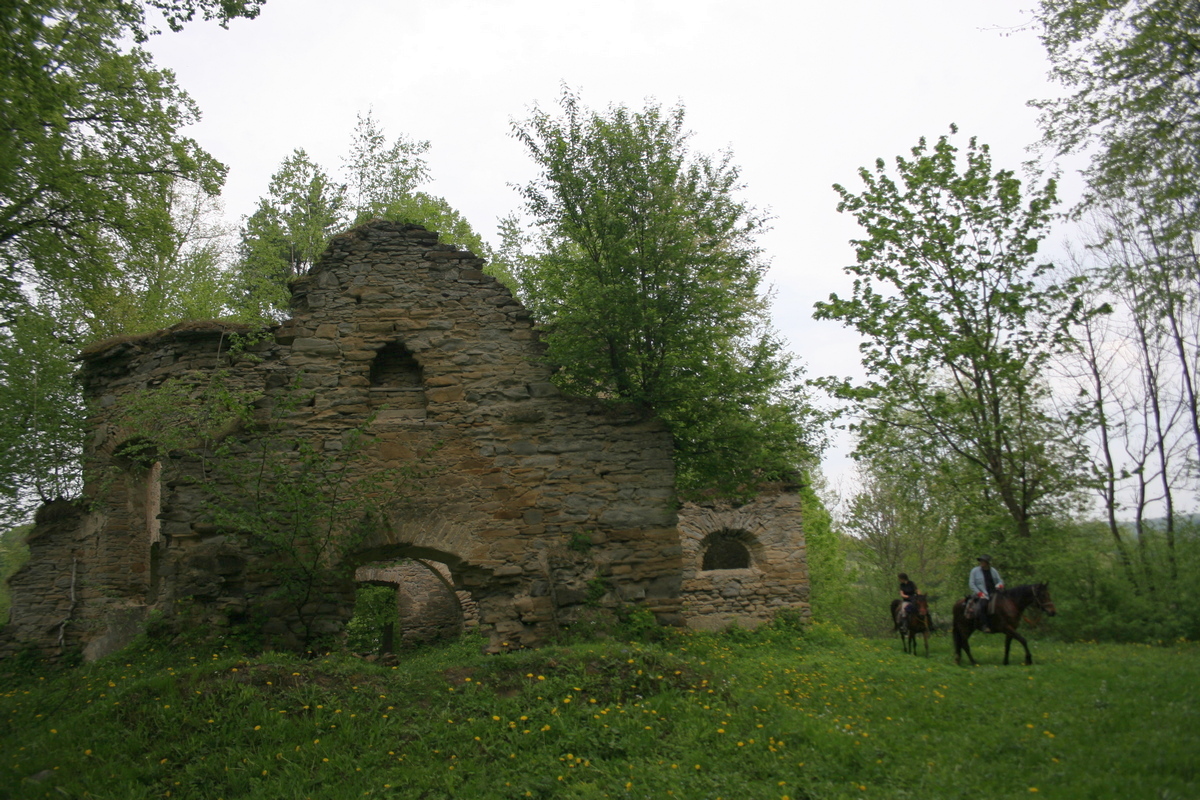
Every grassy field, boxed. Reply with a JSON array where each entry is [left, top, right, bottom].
[[1, 622, 1196, 800]]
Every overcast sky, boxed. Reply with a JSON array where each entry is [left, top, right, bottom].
[[145, 0, 1071, 490]]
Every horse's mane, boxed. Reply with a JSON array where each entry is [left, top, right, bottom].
[[1002, 583, 1046, 607]]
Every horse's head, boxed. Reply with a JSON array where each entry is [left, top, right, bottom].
[[1034, 583, 1057, 617]]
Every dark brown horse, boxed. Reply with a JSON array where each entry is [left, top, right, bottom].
[[890, 593, 932, 656], [952, 583, 1056, 666]]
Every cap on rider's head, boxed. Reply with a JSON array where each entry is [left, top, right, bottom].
[[978, 555, 991, 563]]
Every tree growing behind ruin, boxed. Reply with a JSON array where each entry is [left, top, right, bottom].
[[509, 89, 823, 496], [0, 0, 263, 527], [234, 112, 492, 321]]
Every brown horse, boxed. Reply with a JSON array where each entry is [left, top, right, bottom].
[[952, 583, 1056, 666], [890, 593, 932, 656]]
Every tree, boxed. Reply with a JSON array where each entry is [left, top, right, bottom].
[[344, 110, 430, 222], [235, 116, 490, 320], [0, 310, 86, 525], [815, 128, 1088, 541], [0, 0, 259, 317], [1054, 206, 1199, 585], [1033, 0, 1200, 586], [1033, 0, 1200, 241], [233, 150, 347, 320], [0, 1, 263, 526], [70, 180, 238, 337], [511, 89, 820, 495]]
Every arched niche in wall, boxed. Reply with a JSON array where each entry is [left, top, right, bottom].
[[701, 529, 753, 571], [368, 341, 427, 416]]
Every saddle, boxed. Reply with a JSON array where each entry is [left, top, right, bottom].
[[963, 596, 992, 619], [964, 595, 999, 630]]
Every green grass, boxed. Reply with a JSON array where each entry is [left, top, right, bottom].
[[1, 624, 1196, 799]]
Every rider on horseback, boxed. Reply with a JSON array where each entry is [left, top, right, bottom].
[[969, 555, 1004, 633], [897, 573, 918, 625]]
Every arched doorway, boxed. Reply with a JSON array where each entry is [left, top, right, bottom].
[[349, 548, 478, 653]]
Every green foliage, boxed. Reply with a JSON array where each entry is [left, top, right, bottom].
[[0, 0, 228, 318], [0, 1, 261, 526], [233, 149, 347, 321], [1040, 516, 1200, 643], [566, 531, 593, 554], [0, 311, 86, 525], [235, 113, 490, 320], [615, 606, 664, 642], [344, 109, 430, 220], [798, 476, 850, 624], [1034, 0, 1200, 243], [375, 191, 494, 259], [344, 584, 400, 654], [511, 88, 821, 496], [0, 525, 32, 624], [816, 127, 1089, 540], [2, 631, 1197, 798]]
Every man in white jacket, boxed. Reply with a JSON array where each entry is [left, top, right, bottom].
[[968, 555, 1004, 632]]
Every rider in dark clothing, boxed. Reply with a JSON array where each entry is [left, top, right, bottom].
[[897, 573, 918, 624]]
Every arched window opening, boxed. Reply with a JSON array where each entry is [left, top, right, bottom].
[[368, 341, 426, 415], [702, 532, 752, 571], [370, 341, 422, 387]]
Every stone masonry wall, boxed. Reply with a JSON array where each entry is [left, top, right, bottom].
[[0, 221, 685, 659], [678, 487, 810, 631], [1, 222, 810, 661]]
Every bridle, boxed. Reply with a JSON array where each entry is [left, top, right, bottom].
[[1022, 584, 1055, 626]]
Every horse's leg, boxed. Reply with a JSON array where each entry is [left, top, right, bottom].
[[1013, 630, 1032, 665], [954, 625, 977, 666], [921, 626, 929, 658]]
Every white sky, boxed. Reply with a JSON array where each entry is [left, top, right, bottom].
[[144, 0, 1071, 490]]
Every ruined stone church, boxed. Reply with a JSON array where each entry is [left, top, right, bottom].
[[1, 221, 809, 660]]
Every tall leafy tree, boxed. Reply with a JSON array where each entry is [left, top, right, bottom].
[[344, 110, 430, 222], [235, 116, 490, 320], [234, 149, 347, 320], [511, 90, 820, 495], [1034, 0, 1200, 467], [815, 128, 1087, 541], [71, 180, 238, 337], [1034, 0, 1200, 241], [0, 0, 259, 316], [0, 0, 263, 526]]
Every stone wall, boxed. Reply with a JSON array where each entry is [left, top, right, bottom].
[[678, 487, 810, 630], [0, 221, 808, 661]]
